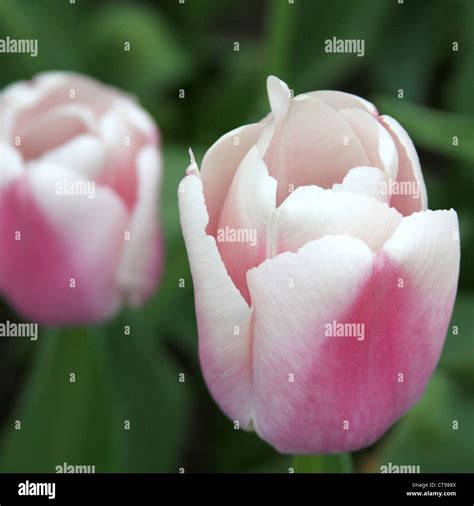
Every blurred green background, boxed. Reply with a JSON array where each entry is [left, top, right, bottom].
[[0, 0, 472, 473]]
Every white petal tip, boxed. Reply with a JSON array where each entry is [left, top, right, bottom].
[[267, 75, 291, 116], [186, 148, 200, 176], [188, 147, 196, 164]]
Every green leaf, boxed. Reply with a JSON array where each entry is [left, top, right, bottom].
[[369, 1, 456, 102], [0, 0, 82, 85], [0, 328, 122, 472], [375, 96, 474, 165], [84, 4, 190, 95], [190, 41, 264, 145], [0, 318, 191, 472], [376, 373, 474, 472], [443, 1, 474, 114], [294, 453, 353, 473], [439, 294, 474, 389], [290, 0, 392, 90], [94, 318, 191, 472], [161, 0, 230, 31], [209, 412, 290, 473]]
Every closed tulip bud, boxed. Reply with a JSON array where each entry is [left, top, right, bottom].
[[178, 76, 460, 454], [0, 72, 163, 324]]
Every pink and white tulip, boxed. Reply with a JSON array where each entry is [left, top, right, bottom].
[[0, 72, 162, 325], [178, 76, 460, 454]]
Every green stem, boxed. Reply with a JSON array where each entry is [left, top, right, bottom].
[[293, 453, 354, 473]]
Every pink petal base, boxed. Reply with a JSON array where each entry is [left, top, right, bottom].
[[253, 253, 455, 454], [0, 179, 120, 324]]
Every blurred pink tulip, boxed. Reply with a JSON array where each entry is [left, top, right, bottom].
[[0, 72, 162, 324], [178, 76, 460, 454]]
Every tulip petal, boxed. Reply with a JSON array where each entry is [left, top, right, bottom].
[[246, 235, 375, 453], [271, 186, 402, 256], [118, 98, 158, 143], [117, 145, 163, 306], [263, 95, 370, 204], [15, 105, 96, 160], [38, 134, 106, 181], [380, 115, 428, 215], [216, 147, 277, 303], [97, 108, 148, 209], [383, 209, 459, 301], [0, 78, 51, 141], [306, 90, 378, 116], [246, 210, 459, 453], [332, 166, 389, 203], [200, 123, 265, 236], [339, 108, 398, 181], [0, 163, 129, 324], [267, 76, 291, 118], [7, 72, 114, 127], [0, 72, 120, 144], [178, 172, 253, 427], [0, 144, 23, 188]]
